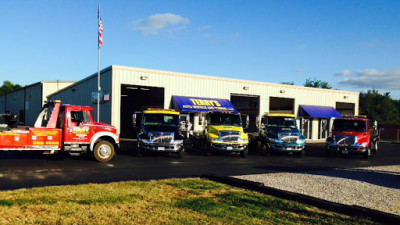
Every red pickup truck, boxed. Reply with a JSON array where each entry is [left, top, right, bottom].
[[325, 116, 378, 159], [0, 101, 119, 162]]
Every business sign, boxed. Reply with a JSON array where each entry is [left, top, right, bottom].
[[172, 96, 238, 113], [91, 91, 110, 104]]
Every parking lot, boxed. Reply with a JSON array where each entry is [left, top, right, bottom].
[[0, 142, 398, 191]]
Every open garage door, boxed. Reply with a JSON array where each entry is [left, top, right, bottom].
[[336, 102, 355, 116], [120, 85, 164, 138], [231, 94, 260, 133], [269, 97, 295, 114]]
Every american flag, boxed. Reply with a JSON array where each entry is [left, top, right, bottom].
[[98, 5, 103, 49]]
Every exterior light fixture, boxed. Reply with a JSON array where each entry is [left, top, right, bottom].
[[243, 86, 249, 90], [343, 96, 348, 99], [140, 76, 148, 80], [280, 90, 285, 93]]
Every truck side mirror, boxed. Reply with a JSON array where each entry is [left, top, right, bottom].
[[260, 117, 266, 129], [199, 114, 203, 125], [255, 116, 260, 128], [245, 115, 250, 129], [132, 113, 137, 127]]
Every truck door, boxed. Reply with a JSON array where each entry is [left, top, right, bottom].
[[132, 112, 143, 139], [64, 109, 92, 144]]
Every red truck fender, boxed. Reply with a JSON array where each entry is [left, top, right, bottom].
[[90, 132, 119, 151]]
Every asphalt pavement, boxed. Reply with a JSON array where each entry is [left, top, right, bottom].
[[0, 142, 398, 190]]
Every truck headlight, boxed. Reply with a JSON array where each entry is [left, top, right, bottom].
[[356, 142, 368, 147], [174, 140, 183, 144], [238, 138, 248, 143], [140, 139, 152, 143], [296, 139, 306, 144], [268, 138, 280, 143]]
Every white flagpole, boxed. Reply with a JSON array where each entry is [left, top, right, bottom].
[[97, 5, 101, 122]]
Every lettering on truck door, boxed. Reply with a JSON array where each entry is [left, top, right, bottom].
[[65, 109, 92, 143]]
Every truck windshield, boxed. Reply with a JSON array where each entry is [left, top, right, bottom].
[[209, 114, 242, 126], [143, 114, 179, 127], [266, 117, 297, 128], [332, 120, 366, 132]]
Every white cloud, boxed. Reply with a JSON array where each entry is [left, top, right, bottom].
[[338, 69, 400, 90], [297, 44, 307, 49], [359, 41, 379, 47], [295, 68, 304, 73], [198, 25, 212, 32], [357, 69, 385, 76], [134, 13, 190, 35], [203, 33, 212, 38], [335, 69, 352, 76]]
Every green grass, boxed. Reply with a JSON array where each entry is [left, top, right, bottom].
[[0, 178, 377, 224]]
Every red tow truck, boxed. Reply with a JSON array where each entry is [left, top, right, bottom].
[[0, 100, 119, 162], [325, 116, 379, 159]]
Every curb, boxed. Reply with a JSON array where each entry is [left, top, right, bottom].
[[202, 174, 400, 225]]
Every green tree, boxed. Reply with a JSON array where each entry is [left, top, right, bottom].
[[0, 81, 22, 95], [304, 78, 332, 89], [280, 81, 294, 85], [359, 90, 400, 125]]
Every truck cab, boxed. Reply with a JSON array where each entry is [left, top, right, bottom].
[[326, 116, 378, 159], [134, 109, 184, 157], [0, 101, 119, 162], [199, 111, 249, 157], [257, 113, 306, 156]]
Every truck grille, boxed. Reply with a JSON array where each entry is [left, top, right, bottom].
[[149, 132, 174, 144], [335, 136, 356, 146], [279, 134, 299, 143], [220, 131, 240, 143]]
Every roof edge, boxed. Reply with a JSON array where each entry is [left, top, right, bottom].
[[47, 66, 113, 98], [112, 65, 360, 96]]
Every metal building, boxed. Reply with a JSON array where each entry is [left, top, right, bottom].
[[48, 65, 359, 141], [0, 81, 75, 125]]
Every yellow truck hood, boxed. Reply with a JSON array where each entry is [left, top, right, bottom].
[[207, 125, 248, 143], [210, 125, 243, 133]]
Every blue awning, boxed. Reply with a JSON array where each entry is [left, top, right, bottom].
[[172, 96, 238, 113], [299, 105, 342, 118]]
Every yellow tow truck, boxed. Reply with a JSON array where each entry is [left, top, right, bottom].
[[193, 111, 249, 157]]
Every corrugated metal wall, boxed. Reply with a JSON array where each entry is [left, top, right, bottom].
[[111, 65, 359, 136], [42, 82, 74, 105], [5, 89, 25, 115], [48, 70, 112, 124], [24, 83, 42, 126], [0, 95, 5, 114]]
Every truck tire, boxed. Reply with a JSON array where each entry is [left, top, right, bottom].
[[363, 148, 371, 159], [202, 141, 211, 156], [296, 150, 305, 157], [257, 141, 263, 153], [177, 148, 184, 158], [260, 143, 270, 156], [240, 149, 248, 157], [93, 140, 115, 162], [372, 141, 378, 154]]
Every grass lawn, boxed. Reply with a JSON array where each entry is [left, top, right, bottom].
[[0, 178, 376, 224]]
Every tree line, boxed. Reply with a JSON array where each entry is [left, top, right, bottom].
[[282, 78, 400, 125], [0, 81, 22, 95]]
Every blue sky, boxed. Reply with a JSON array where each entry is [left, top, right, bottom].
[[1, 0, 399, 98]]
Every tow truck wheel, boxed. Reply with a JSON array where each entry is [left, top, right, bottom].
[[363, 148, 371, 159], [202, 141, 211, 156], [240, 149, 248, 157], [261, 143, 270, 156], [257, 141, 263, 152], [372, 142, 378, 154], [94, 140, 115, 162], [177, 149, 184, 158], [296, 150, 305, 157]]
